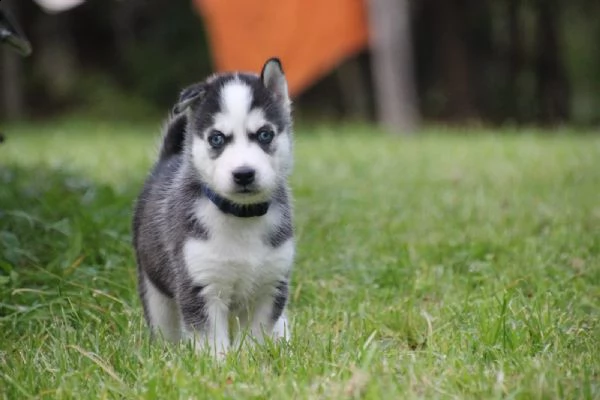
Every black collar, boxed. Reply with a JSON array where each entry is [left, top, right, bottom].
[[202, 184, 270, 218]]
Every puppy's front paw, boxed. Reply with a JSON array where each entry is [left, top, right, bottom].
[[272, 314, 291, 342]]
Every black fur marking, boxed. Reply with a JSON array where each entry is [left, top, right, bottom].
[[269, 217, 292, 247], [239, 74, 290, 133], [272, 280, 288, 322], [138, 271, 152, 326], [207, 132, 234, 160], [174, 82, 207, 114], [190, 284, 205, 297], [173, 178, 210, 252], [248, 128, 277, 155], [179, 281, 208, 330], [133, 157, 180, 299], [188, 76, 234, 139], [133, 156, 197, 303], [146, 270, 174, 298], [267, 185, 293, 247], [185, 213, 209, 240], [159, 113, 187, 160]]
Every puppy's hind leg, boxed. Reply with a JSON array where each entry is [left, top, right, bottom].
[[140, 273, 182, 342]]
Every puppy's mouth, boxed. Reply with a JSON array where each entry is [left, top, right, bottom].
[[234, 184, 262, 195], [237, 187, 255, 194], [228, 185, 271, 204]]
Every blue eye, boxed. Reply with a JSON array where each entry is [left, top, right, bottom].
[[256, 128, 274, 144], [208, 131, 226, 148]]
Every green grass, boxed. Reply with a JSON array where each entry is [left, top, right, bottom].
[[1, 119, 599, 399]]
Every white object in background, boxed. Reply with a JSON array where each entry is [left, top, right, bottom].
[[33, 0, 87, 14]]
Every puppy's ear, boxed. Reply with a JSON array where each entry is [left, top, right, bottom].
[[261, 58, 290, 106], [173, 83, 207, 114]]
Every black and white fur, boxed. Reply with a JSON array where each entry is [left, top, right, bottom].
[[132, 58, 294, 358]]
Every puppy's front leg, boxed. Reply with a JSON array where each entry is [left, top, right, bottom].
[[180, 285, 230, 359], [203, 299, 230, 358], [250, 280, 290, 344]]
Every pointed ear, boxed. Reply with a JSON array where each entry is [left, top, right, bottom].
[[261, 58, 290, 105], [173, 83, 207, 114]]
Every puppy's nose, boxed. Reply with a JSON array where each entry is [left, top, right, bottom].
[[232, 167, 256, 186]]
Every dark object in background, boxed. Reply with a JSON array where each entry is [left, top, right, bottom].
[[0, 133, 5, 143], [0, 6, 32, 56]]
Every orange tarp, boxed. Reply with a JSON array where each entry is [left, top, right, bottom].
[[194, 0, 369, 98]]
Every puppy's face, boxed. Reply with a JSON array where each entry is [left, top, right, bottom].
[[178, 59, 292, 204]]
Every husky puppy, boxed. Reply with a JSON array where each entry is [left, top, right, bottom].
[[132, 58, 294, 358]]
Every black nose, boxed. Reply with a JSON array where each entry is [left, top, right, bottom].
[[232, 167, 255, 186]]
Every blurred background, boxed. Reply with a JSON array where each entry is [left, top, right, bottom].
[[1, 0, 600, 131]]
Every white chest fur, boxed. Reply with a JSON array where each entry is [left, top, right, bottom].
[[182, 200, 294, 306]]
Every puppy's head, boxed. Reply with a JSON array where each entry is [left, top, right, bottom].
[[177, 58, 293, 204]]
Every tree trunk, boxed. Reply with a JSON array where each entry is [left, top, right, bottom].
[[507, 0, 523, 122], [432, 0, 477, 122], [335, 56, 371, 121], [1, 0, 24, 120], [111, 0, 144, 67], [1, 44, 24, 120], [535, 0, 570, 125], [367, 0, 419, 134], [34, 11, 78, 103]]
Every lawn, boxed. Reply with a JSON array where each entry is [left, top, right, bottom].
[[1, 119, 599, 399]]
